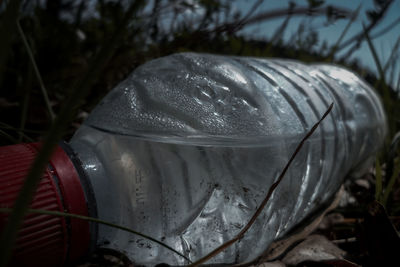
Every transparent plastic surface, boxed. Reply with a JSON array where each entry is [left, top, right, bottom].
[[69, 53, 387, 265]]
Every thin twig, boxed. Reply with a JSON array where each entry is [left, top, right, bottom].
[[371, 16, 400, 41], [241, 0, 264, 23], [17, 20, 55, 121], [243, 7, 349, 27], [211, 6, 350, 35], [189, 103, 334, 266], [0, 208, 191, 263], [0, 125, 34, 143], [0, 129, 19, 144], [363, 24, 390, 102]]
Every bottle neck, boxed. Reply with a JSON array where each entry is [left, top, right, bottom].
[[68, 132, 124, 247], [60, 142, 98, 252]]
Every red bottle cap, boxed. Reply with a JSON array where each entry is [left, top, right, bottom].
[[0, 143, 91, 266]]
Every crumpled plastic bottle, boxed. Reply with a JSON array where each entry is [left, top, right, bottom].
[[69, 53, 387, 265], [0, 53, 387, 266]]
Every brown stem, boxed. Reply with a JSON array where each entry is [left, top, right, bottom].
[[189, 103, 334, 266]]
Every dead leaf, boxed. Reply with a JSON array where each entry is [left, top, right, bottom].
[[281, 235, 346, 265]]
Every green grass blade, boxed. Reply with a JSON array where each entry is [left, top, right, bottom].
[[0, 208, 191, 263], [375, 157, 383, 202], [271, 11, 292, 45], [0, 123, 35, 142], [363, 23, 393, 136], [17, 20, 55, 121], [0, 129, 19, 144], [383, 36, 400, 73], [364, 24, 386, 84], [0, 2, 145, 266], [371, 16, 400, 40], [327, 3, 360, 61], [0, 122, 44, 135], [18, 66, 32, 142]]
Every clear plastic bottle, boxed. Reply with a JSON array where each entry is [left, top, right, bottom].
[[0, 53, 387, 266], [69, 53, 386, 265]]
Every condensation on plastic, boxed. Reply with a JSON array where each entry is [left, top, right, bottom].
[[69, 53, 387, 265]]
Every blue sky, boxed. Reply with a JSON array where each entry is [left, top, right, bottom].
[[234, 0, 400, 87]]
